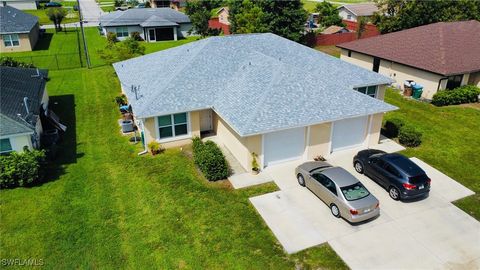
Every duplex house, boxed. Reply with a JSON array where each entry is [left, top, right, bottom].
[[337, 3, 378, 22], [113, 33, 396, 170], [99, 8, 192, 42], [0, 67, 48, 154], [338, 20, 480, 99], [0, 6, 39, 52]]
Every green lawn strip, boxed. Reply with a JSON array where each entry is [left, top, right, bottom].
[[24, 9, 79, 25], [384, 89, 480, 220], [315, 45, 341, 58]]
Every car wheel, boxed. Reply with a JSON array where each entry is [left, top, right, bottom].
[[330, 204, 341, 218], [354, 161, 364, 174], [297, 174, 305, 187], [389, 186, 400, 200]]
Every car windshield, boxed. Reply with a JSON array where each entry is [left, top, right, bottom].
[[341, 182, 370, 201]]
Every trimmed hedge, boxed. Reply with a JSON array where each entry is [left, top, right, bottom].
[[431, 85, 480, 106], [0, 149, 46, 189], [398, 125, 422, 147], [383, 118, 405, 138], [192, 137, 229, 181]]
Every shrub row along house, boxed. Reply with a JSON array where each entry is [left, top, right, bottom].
[[99, 8, 192, 42], [0, 6, 39, 52], [113, 33, 396, 171], [338, 20, 480, 99]]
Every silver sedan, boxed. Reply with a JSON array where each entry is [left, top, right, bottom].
[[295, 161, 380, 223]]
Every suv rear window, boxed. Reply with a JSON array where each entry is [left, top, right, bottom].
[[341, 182, 370, 201], [409, 174, 429, 184]]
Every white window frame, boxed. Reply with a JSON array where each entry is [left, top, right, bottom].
[[3, 34, 19, 47], [115, 27, 129, 38], [0, 138, 13, 154], [154, 112, 191, 143], [355, 85, 377, 98]]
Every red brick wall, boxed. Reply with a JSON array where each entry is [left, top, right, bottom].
[[208, 18, 230, 35]]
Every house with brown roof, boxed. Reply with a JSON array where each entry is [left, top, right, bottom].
[[337, 3, 378, 22], [338, 20, 480, 99]]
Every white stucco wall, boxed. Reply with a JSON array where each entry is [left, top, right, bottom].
[[2, 0, 37, 10], [105, 25, 145, 41], [1, 133, 33, 153], [178, 23, 193, 38], [338, 7, 356, 21]]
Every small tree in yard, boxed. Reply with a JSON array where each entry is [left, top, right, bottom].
[[315, 1, 344, 28], [356, 17, 367, 39], [98, 37, 145, 64], [46, 7, 68, 32]]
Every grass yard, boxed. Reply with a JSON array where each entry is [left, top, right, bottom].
[[315, 45, 341, 58], [0, 32, 347, 268], [24, 8, 79, 26], [384, 89, 480, 220]]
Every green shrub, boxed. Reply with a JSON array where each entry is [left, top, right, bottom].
[[0, 57, 36, 68], [191, 137, 229, 181], [106, 32, 118, 44], [131, 31, 143, 41], [0, 149, 46, 189], [398, 125, 422, 147], [147, 141, 163, 155], [383, 118, 405, 138], [431, 85, 480, 106]]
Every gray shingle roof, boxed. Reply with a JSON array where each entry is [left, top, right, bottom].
[[140, 16, 178, 27], [100, 8, 190, 27], [339, 3, 379, 17], [0, 6, 38, 34], [0, 66, 48, 136], [113, 33, 396, 137]]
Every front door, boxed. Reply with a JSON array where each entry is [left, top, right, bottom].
[[200, 110, 212, 132]]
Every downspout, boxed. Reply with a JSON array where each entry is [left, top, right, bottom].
[[137, 118, 148, 155]]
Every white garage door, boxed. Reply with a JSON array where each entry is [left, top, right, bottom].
[[264, 127, 305, 167], [331, 116, 369, 152]]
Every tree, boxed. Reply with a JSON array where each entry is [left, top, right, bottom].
[[45, 7, 68, 32], [314, 1, 344, 28], [356, 16, 367, 39], [230, 0, 268, 34], [373, 0, 480, 33], [98, 37, 145, 64], [259, 0, 307, 42], [185, 0, 223, 37]]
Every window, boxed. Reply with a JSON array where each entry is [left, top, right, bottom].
[[383, 164, 401, 178], [355, 85, 377, 98], [341, 182, 370, 201], [312, 173, 338, 196], [115, 27, 129, 38], [370, 156, 385, 167], [347, 14, 352, 20], [3, 34, 19, 47], [372, 57, 380, 72], [446, 75, 463, 90], [0, 138, 12, 154], [157, 113, 188, 140], [347, 50, 352, 57]]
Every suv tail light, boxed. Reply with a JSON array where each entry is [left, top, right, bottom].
[[350, 209, 358, 215], [403, 183, 416, 190]]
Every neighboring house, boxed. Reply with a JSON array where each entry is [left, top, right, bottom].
[[1, 0, 37, 10], [338, 20, 480, 99], [99, 8, 192, 42], [0, 6, 39, 52], [0, 67, 48, 154], [113, 33, 396, 171], [337, 3, 378, 22], [217, 7, 229, 25], [321, 25, 350, 35]]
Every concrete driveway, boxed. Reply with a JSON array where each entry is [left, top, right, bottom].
[[249, 149, 479, 269]]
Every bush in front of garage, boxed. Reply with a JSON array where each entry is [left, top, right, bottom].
[[431, 85, 480, 106], [383, 117, 405, 138], [0, 149, 46, 189], [191, 137, 230, 181], [398, 125, 422, 147]]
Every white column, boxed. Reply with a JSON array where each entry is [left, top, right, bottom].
[[173, 27, 177, 41]]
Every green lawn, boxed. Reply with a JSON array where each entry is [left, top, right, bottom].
[[315, 45, 341, 58], [384, 89, 480, 220], [0, 31, 348, 269], [24, 8, 79, 26]]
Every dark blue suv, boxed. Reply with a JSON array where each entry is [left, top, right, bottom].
[[353, 150, 431, 200]]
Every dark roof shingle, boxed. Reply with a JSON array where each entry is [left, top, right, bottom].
[[338, 20, 480, 76], [0, 66, 48, 136], [0, 6, 38, 34]]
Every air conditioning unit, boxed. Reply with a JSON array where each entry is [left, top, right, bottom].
[[121, 120, 134, 133]]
